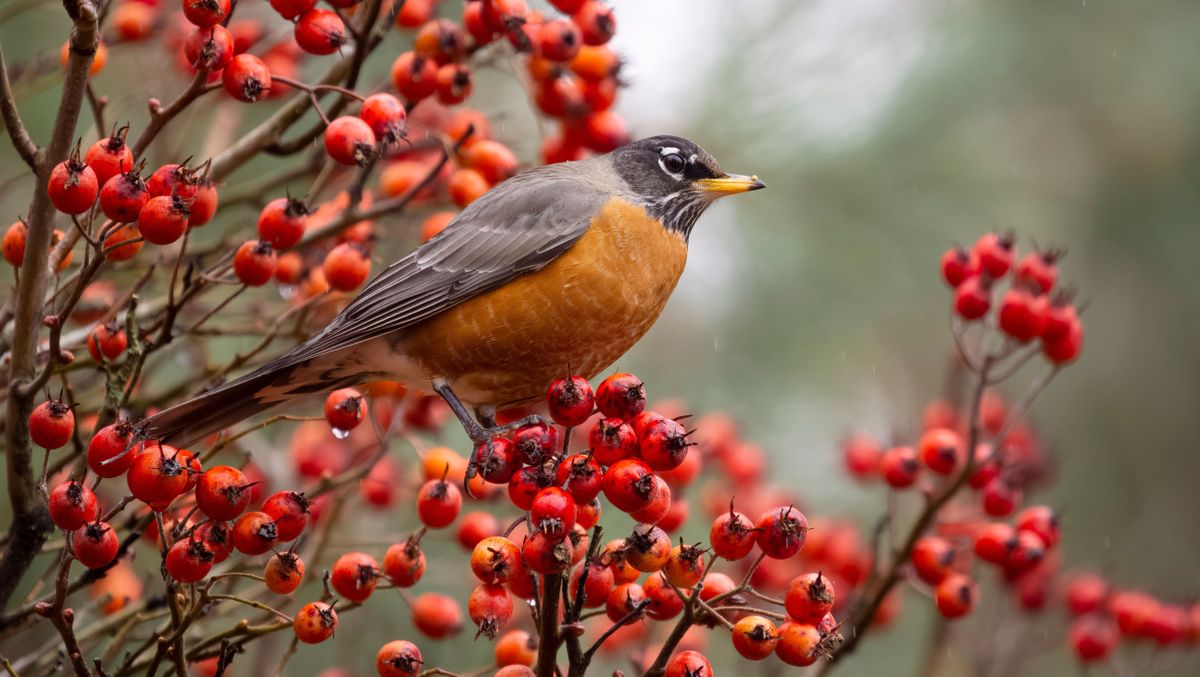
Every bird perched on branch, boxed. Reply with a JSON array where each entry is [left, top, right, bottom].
[[142, 135, 764, 447]]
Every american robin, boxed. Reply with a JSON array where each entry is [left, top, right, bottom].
[[143, 135, 764, 447]]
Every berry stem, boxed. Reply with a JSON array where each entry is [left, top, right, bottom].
[[535, 573, 562, 677]]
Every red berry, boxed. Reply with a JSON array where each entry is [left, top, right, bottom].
[[973, 522, 1018, 564], [28, 398, 75, 449], [981, 477, 1021, 517], [469, 536, 521, 584], [99, 170, 149, 223], [127, 444, 191, 510], [775, 621, 821, 667], [663, 650, 709, 677], [571, 1, 616, 46], [622, 523, 670, 573], [223, 54, 272, 103], [137, 195, 190, 245], [270, 0, 316, 20], [262, 490, 310, 541], [71, 521, 119, 568], [973, 232, 1014, 277], [2, 221, 27, 266], [385, 538, 427, 587], [1016, 249, 1061, 293], [184, 25, 235, 71], [1069, 613, 1118, 662], [231, 511, 278, 555], [195, 465, 253, 521], [87, 419, 135, 477], [416, 476, 462, 528], [1042, 317, 1083, 364], [233, 240, 277, 286], [661, 542, 706, 588], [627, 474, 671, 524], [600, 458, 653, 513], [935, 573, 976, 619], [709, 503, 757, 561], [522, 530, 572, 575], [998, 287, 1048, 342], [411, 592, 463, 639], [331, 551, 379, 602], [557, 453, 603, 504], [1015, 505, 1061, 548], [786, 572, 835, 624], [324, 388, 366, 431], [468, 583, 513, 639], [1065, 573, 1109, 616], [940, 245, 979, 287], [195, 520, 233, 563], [435, 63, 473, 105], [377, 640, 423, 677], [530, 487, 576, 541], [546, 375, 595, 426], [324, 116, 376, 166], [595, 372, 645, 420], [880, 445, 919, 488], [731, 614, 779, 661], [165, 537, 215, 582], [293, 601, 337, 644], [359, 93, 407, 144], [638, 417, 691, 471], [953, 276, 991, 320], [182, 0, 231, 28], [507, 464, 552, 511], [103, 223, 143, 261], [48, 480, 99, 530], [473, 437, 520, 484], [512, 420, 557, 466], [1004, 530, 1046, 576], [604, 581, 646, 623], [911, 536, 954, 585], [264, 551, 305, 594], [755, 506, 808, 559], [294, 9, 346, 56], [538, 18, 582, 62], [842, 433, 881, 480], [257, 197, 308, 249], [390, 51, 438, 102], [323, 242, 371, 290], [917, 427, 962, 475], [84, 130, 133, 187], [48, 151, 98, 215]]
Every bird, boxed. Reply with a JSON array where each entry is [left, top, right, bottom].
[[141, 135, 764, 448]]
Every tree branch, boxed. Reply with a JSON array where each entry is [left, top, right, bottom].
[[0, 0, 99, 612]]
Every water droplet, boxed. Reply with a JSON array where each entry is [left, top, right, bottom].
[[331, 427, 350, 440], [278, 284, 296, 300]]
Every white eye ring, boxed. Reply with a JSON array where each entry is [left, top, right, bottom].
[[658, 151, 686, 179]]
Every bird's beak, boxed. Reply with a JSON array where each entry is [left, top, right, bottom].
[[694, 173, 766, 196]]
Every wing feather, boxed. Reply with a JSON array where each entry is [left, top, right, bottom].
[[282, 166, 608, 365]]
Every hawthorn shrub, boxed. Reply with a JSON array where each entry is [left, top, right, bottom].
[[0, 1, 1196, 677]]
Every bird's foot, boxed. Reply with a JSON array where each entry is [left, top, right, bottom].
[[431, 378, 553, 497]]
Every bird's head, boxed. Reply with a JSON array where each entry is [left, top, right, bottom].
[[609, 135, 765, 239]]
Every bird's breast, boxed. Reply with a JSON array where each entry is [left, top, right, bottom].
[[397, 197, 689, 406]]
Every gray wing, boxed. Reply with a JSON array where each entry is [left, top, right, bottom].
[[285, 165, 609, 364]]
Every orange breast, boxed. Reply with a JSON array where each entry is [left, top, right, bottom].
[[398, 198, 688, 407]]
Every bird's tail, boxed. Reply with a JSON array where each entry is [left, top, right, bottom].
[[140, 351, 361, 450]]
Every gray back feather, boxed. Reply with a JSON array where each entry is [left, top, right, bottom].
[[283, 158, 617, 365]]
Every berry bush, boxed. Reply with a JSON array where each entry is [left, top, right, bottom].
[[0, 1, 1196, 676]]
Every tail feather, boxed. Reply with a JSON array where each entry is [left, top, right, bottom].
[[140, 354, 361, 449]]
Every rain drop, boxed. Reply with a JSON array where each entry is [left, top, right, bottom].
[[331, 427, 350, 440]]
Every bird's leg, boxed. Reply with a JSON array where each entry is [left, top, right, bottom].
[[431, 378, 556, 446], [431, 378, 491, 445]]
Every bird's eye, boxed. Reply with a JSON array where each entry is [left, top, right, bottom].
[[660, 152, 686, 175]]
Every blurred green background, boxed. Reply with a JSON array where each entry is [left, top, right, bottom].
[[3, 0, 1200, 675]]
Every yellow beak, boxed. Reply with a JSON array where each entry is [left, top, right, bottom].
[[695, 173, 766, 196]]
